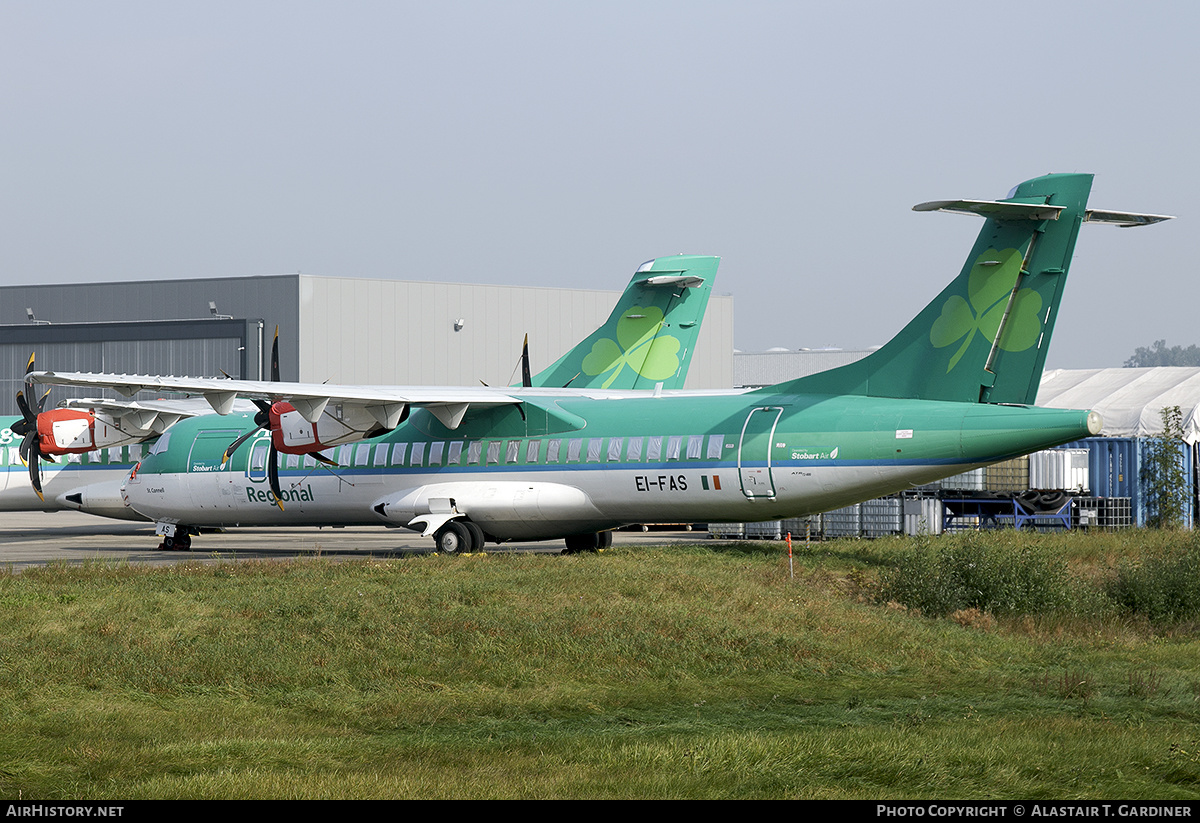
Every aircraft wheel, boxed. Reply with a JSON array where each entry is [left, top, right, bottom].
[[463, 521, 486, 552], [434, 521, 471, 554], [564, 532, 606, 554], [162, 531, 191, 551]]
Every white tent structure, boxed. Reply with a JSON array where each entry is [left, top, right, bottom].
[[1039, 368, 1200, 445]]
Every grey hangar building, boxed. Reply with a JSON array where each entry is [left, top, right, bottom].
[[0, 272, 736, 415]]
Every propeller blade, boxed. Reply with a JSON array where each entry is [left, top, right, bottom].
[[268, 443, 284, 510], [521, 334, 532, 388], [270, 326, 281, 383], [307, 451, 338, 467], [28, 437, 43, 501], [14, 391, 34, 431], [23, 352, 36, 398], [221, 428, 260, 465]]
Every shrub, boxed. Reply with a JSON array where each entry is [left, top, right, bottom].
[[1108, 536, 1200, 622], [878, 531, 1074, 618]]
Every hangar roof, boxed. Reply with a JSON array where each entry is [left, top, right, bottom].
[[1039, 368, 1200, 444]]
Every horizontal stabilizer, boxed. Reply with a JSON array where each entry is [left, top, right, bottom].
[[915, 200, 1174, 228], [912, 199, 1064, 221], [642, 275, 706, 288], [1083, 209, 1175, 227]]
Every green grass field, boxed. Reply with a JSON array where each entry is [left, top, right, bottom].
[[3, 530, 1200, 799]]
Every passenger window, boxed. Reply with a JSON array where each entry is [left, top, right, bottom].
[[547, 439, 561, 462], [391, 443, 408, 466], [506, 440, 520, 463], [586, 439, 602, 462], [429, 442, 445, 465], [647, 436, 662, 462], [248, 440, 270, 481], [607, 438, 623, 461], [667, 436, 682, 461], [410, 442, 425, 466], [487, 441, 501, 464], [525, 440, 540, 463], [448, 442, 463, 465], [707, 434, 725, 460], [627, 437, 643, 462], [567, 439, 582, 462], [687, 435, 703, 459]]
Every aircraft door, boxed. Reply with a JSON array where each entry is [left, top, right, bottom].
[[187, 428, 243, 510], [738, 406, 783, 499]]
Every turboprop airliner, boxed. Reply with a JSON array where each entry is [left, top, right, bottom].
[[29, 174, 1172, 552], [4, 254, 718, 525]]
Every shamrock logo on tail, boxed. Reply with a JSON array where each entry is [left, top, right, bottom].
[[581, 306, 682, 388], [929, 248, 1043, 372]]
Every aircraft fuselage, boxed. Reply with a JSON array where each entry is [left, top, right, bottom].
[[121, 392, 1100, 540]]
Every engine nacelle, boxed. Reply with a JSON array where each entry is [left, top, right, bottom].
[[268, 401, 389, 454], [36, 409, 143, 455]]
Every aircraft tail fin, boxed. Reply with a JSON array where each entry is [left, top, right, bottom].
[[770, 173, 1167, 405], [530, 255, 718, 390]]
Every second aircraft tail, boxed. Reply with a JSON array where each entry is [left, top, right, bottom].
[[531, 255, 719, 390]]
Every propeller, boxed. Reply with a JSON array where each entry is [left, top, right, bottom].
[[11, 353, 55, 501], [219, 328, 336, 509], [221, 328, 286, 509]]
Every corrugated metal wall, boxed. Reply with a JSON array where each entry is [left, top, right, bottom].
[[0, 274, 734, 415], [296, 275, 732, 389]]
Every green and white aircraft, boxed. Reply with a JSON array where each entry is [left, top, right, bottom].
[[5, 254, 717, 526], [30, 173, 1171, 552]]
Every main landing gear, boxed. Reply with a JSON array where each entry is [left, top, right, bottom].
[[433, 520, 486, 554], [158, 527, 192, 551], [563, 531, 612, 554]]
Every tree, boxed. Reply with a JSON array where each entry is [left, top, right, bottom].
[[1124, 340, 1200, 367], [1141, 405, 1189, 529]]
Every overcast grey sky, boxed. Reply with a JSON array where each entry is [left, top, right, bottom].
[[2, 1, 1193, 369]]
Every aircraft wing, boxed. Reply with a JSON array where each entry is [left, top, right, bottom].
[[29, 371, 522, 431], [60, 396, 259, 435]]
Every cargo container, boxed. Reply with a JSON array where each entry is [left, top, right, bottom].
[[823, 504, 862, 538], [1029, 448, 1090, 492], [744, 520, 783, 540], [862, 497, 903, 537], [707, 522, 744, 539], [782, 515, 822, 540], [903, 497, 944, 536], [984, 455, 1030, 493], [1056, 438, 1194, 527]]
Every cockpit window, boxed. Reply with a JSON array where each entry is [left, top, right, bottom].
[[148, 432, 171, 455]]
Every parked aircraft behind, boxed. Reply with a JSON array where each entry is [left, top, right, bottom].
[[4, 255, 719, 524], [30, 174, 1172, 552]]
